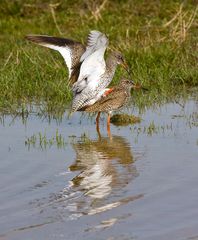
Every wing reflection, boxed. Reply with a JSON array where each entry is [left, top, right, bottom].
[[69, 135, 138, 200]]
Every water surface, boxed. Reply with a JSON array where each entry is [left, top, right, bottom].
[[0, 95, 197, 240]]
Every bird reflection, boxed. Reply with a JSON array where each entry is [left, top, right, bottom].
[[30, 132, 142, 224], [68, 133, 139, 211]]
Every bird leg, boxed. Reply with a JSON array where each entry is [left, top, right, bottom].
[[107, 113, 111, 137], [96, 112, 101, 133], [96, 125, 101, 140]]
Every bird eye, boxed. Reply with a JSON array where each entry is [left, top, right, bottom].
[[118, 56, 123, 61]]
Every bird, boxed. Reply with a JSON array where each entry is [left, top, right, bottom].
[[70, 51, 129, 114], [26, 30, 129, 113], [79, 78, 139, 136]]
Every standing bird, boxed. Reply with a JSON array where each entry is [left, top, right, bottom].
[[26, 30, 129, 111], [79, 78, 138, 136]]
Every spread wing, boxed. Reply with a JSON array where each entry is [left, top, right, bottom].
[[80, 30, 109, 62], [26, 35, 85, 82], [72, 30, 109, 95]]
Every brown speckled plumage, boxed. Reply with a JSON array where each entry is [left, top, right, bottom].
[[80, 78, 134, 113]]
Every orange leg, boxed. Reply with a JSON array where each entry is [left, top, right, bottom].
[[96, 112, 101, 133], [107, 113, 111, 137]]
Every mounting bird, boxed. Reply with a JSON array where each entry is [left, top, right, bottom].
[[26, 30, 129, 113]]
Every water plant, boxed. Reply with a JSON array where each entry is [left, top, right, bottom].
[[25, 129, 67, 149]]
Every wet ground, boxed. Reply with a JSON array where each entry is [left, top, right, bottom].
[[0, 94, 197, 240]]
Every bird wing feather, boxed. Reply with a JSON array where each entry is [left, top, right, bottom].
[[72, 31, 109, 94], [26, 35, 85, 78], [80, 30, 108, 62]]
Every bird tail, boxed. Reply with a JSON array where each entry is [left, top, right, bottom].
[[71, 97, 86, 114]]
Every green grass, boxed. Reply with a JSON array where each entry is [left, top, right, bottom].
[[0, 0, 197, 115], [25, 129, 67, 149]]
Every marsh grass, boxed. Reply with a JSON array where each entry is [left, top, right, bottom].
[[0, 0, 197, 115], [25, 129, 67, 149]]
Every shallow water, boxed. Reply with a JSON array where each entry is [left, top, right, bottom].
[[0, 95, 197, 240]]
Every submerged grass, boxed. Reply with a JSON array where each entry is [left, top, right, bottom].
[[25, 129, 67, 149], [0, 0, 197, 115]]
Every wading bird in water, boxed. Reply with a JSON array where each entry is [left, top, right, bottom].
[[79, 78, 141, 137], [26, 30, 129, 114]]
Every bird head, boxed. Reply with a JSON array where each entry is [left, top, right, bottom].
[[120, 78, 148, 91], [120, 78, 135, 88], [112, 52, 130, 74]]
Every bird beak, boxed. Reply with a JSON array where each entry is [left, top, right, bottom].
[[121, 61, 131, 75], [132, 83, 141, 89], [131, 83, 148, 91]]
